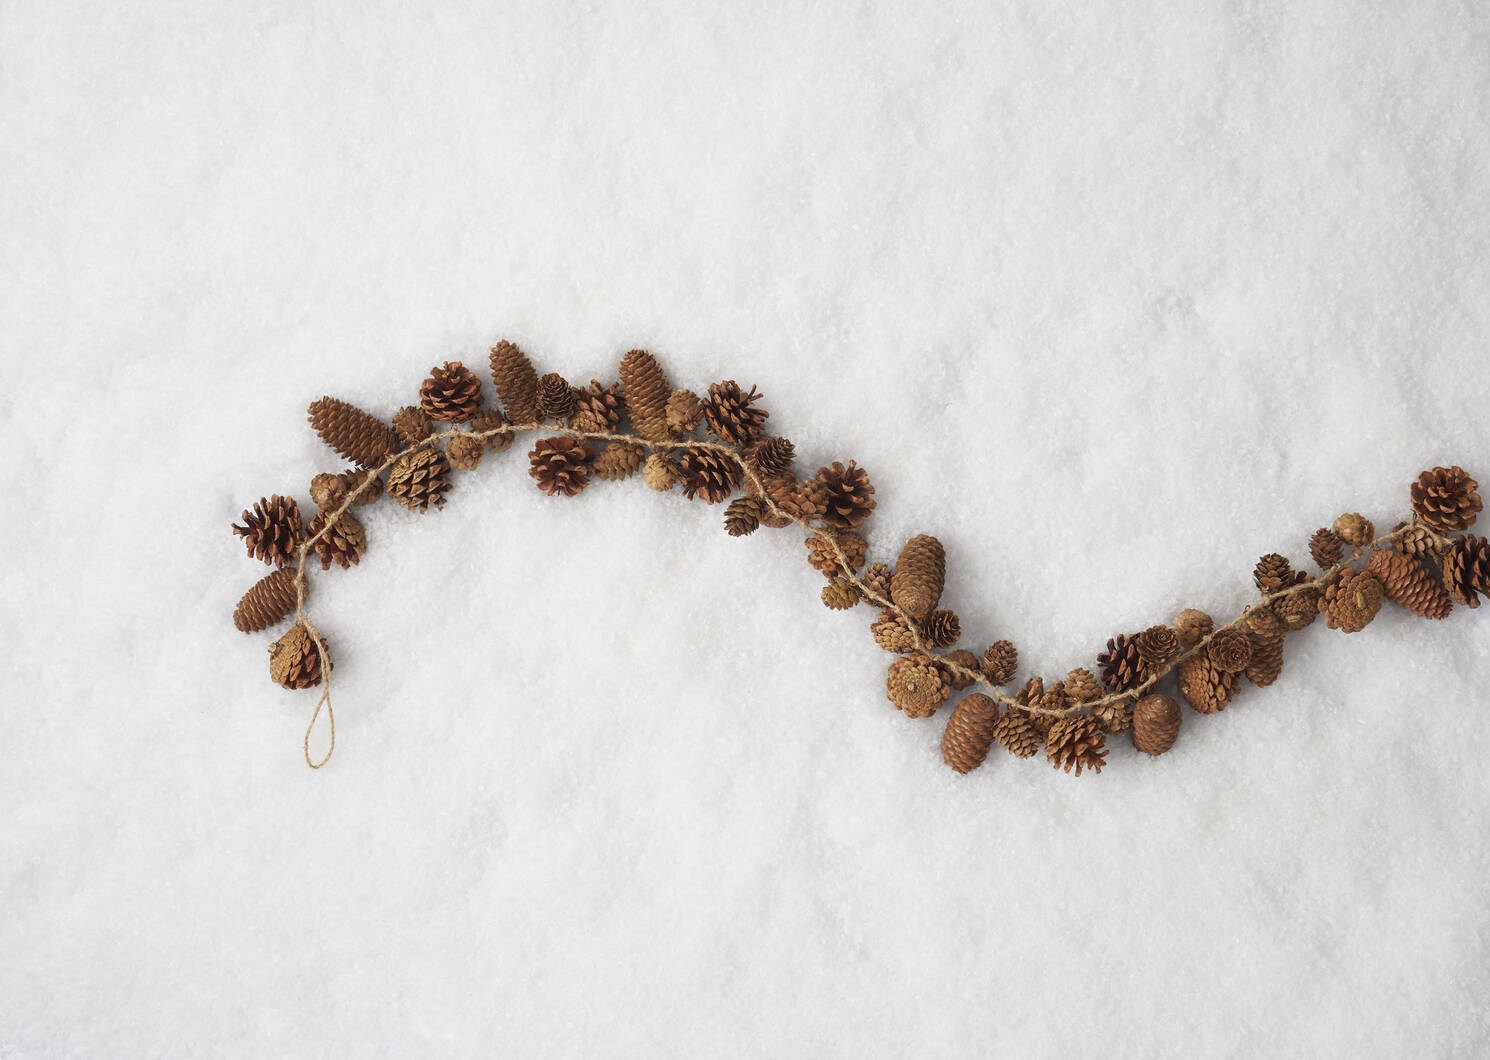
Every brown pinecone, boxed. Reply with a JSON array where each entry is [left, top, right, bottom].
[[1253, 553, 1293, 594], [773, 477, 829, 522], [1015, 677, 1052, 736], [1065, 668, 1104, 705], [1310, 527, 1343, 570], [445, 432, 485, 472], [941, 650, 981, 691], [528, 435, 595, 497], [665, 388, 703, 438], [1274, 583, 1321, 631], [233, 568, 301, 633], [306, 509, 366, 570], [817, 461, 876, 530], [745, 471, 795, 528], [1442, 535, 1490, 608], [1334, 512, 1374, 548], [981, 640, 1018, 685], [1173, 609, 1214, 651], [861, 562, 892, 601], [1208, 629, 1252, 673], [890, 534, 945, 620], [1132, 694, 1181, 755], [703, 380, 768, 446], [307, 397, 399, 470], [643, 453, 680, 492], [886, 654, 951, 718], [677, 445, 741, 503], [1320, 568, 1384, 632], [268, 622, 329, 690], [386, 447, 452, 512], [338, 468, 383, 506], [1037, 680, 1070, 719], [1367, 548, 1452, 620], [489, 340, 541, 425], [748, 436, 796, 477], [593, 441, 646, 482], [1393, 522, 1439, 558], [993, 709, 1041, 758], [619, 349, 671, 442], [1091, 695, 1135, 735], [871, 609, 918, 653], [569, 379, 625, 433], [1177, 653, 1237, 714], [1046, 714, 1107, 776], [941, 692, 1001, 773], [805, 530, 867, 578], [309, 472, 348, 512], [540, 372, 577, 422], [1243, 608, 1285, 687], [1097, 634, 1147, 693], [470, 407, 514, 453], [920, 610, 962, 649], [1411, 465, 1483, 532], [821, 578, 860, 610], [724, 498, 762, 537], [233, 495, 304, 568], [1134, 625, 1180, 667], [393, 405, 432, 445], [419, 361, 483, 423]]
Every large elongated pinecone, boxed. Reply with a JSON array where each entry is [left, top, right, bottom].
[[748, 437, 796, 477], [1411, 465, 1483, 532], [489, 340, 541, 425], [569, 380, 624, 433], [470, 407, 514, 453], [1132, 694, 1181, 755], [1320, 568, 1383, 632], [676, 445, 740, 503], [817, 461, 876, 530], [1097, 634, 1147, 692], [886, 654, 950, 718], [419, 361, 483, 423], [619, 349, 671, 442], [307, 397, 399, 470], [307, 510, 367, 570], [993, 709, 1041, 758], [941, 693, 1001, 773], [233, 568, 301, 633], [540, 372, 577, 422], [666, 389, 703, 437], [805, 530, 867, 577], [1177, 653, 1236, 714], [529, 435, 595, 496], [268, 623, 329, 690], [1254, 553, 1293, 594], [1243, 608, 1285, 687], [593, 442, 646, 481], [703, 380, 768, 446], [387, 447, 452, 511], [981, 640, 1018, 685], [1310, 527, 1343, 570], [1366, 548, 1452, 620], [233, 495, 304, 568], [1443, 535, 1490, 608], [1046, 715, 1107, 777], [890, 534, 945, 620], [871, 609, 918, 653]]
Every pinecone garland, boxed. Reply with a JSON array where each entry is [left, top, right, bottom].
[[528, 435, 595, 497], [489, 340, 541, 425], [1254, 553, 1293, 594], [1310, 527, 1344, 570], [1097, 634, 1148, 692], [309, 472, 348, 512], [941, 693, 1001, 773], [268, 622, 329, 690], [890, 534, 945, 620], [1173, 609, 1214, 651], [1177, 653, 1237, 714], [419, 361, 483, 423], [386, 447, 452, 512], [817, 461, 876, 530], [724, 498, 762, 537], [665, 389, 704, 438], [871, 609, 918, 653], [1442, 535, 1490, 608], [643, 453, 680, 492], [233, 568, 301, 633], [593, 442, 646, 482], [1366, 548, 1452, 620], [540, 372, 577, 422], [1134, 625, 1180, 667], [822, 578, 860, 610], [307, 509, 367, 570], [703, 380, 768, 446], [805, 530, 867, 577], [748, 436, 796, 477], [861, 562, 892, 601], [993, 710, 1041, 758], [569, 380, 625, 433], [886, 654, 951, 718], [982, 640, 1018, 685], [920, 610, 962, 649], [233, 495, 304, 568], [393, 405, 433, 445], [307, 397, 400, 470], [676, 445, 741, 503], [445, 432, 485, 471], [941, 650, 980, 691], [1046, 714, 1107, 776], [1334, 512, 1375, 548], [619, 349, 672, 442], [1411, 465, 1483, 532], [1320, 568, 1384, 632], [470, 407, 514, 453], [1132, 694, 1182, 755], [1208, 629, 1253, 673]]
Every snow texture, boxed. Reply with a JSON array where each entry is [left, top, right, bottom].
[[4, 2, 1490, 1056]]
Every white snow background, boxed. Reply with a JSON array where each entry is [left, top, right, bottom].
[[3, 2, 1489, 1056]]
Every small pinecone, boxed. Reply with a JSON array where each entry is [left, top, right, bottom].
[[569, 380, 625, 433], [1134, 625, 1180, 667], [920, 610, 962, 649], [886, 654, 951, 718], [1310, 527, 1343, 570], [1320, 568, 1384, 633], [1274, 584, 1321, 631], [233, 495, 304, 568], [643, 453, 680, 492], [703, 380, 768, 446], [1253, 553, 1293, 594], [817, 461, 877, 530], [993, 709, 1041, 759], [665, 389, 703, 438], [1442, 535, 1490, 608], [1132, 694, 1182, 755], [1037, 680, 1070, 720], [981, 640, 1018, 685], [489, 340, 541, 425], [724, 498, 762, 537], [1367, 548, 1452, 620], [419, 361, 483, 423], [822, 578, 860, 610], [338, 468, 383, 506], [1173, 609, 1214, 651], [619, 349, 671, 442], [1334, 512, 1374, 548], [233, 568, 301, 633], [941, 693, 1001, 774], [1411, 465, 1483, 532], [1091, 696, 1135, 735], [855, 562, 890, 602], [1208, 629, 1253, 673], [528, 435, 595, 497], [470, 407, 514, 453], [540, 372, 577, 422], [805, 530, 867, 578], [773, 477, 829, 522], [890, 534, 946, 620], [871, 609, 918, 653], [748, 436, 796, 477], [445, 432, 485, 472], [1015, 677, 1051, 736], [1097, 634, 1147, 693], [749, 476, 795, 529], [387, 447, 452, 512], [1046, 714, 1107, 777], [1394, 522, 1439, 558], [1177, 653, 1237, 714], [1243, 608, 1285, 687], [593, 441, 646, 482], [268, 623, 329, 690], [676, 445, 741, 503], [393, 405, 433, 445], [941, 650, 980, 691], [309, 472, 348, 512], [307, 397, 399, 470], [1065, 668, 1104, 705], [306, 509, 365, 570]]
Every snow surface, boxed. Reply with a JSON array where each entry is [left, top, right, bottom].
[[4, 2, 1490, 1056]]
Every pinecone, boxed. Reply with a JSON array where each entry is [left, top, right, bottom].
[[1015, 677, 1051, 736], [871, 609, 918, 653], [724, 498, 762, 537], [1132, 694, 1181, 755], [232, 495, 304, 568], [1097, 634, 1147, 693], [593, 442, 646, 482], [1177, 653, 1237, 714], [233, 568, 301, 633], [920, 610, 962, 649], [941, 650, 980, 691], [1173, 609, 1214, 651], [747, 436, 796, 477], [540, 372, 577, 422], [1320, 568, 1384, 633], [309, 472, 348, 512], [445, 432, 485, 472], [1274, 584, 1321, 631], [676, 445, 741, 503], [773, 477, 829, 522], [1037, 680, 1070, 720], [745, 472, 795, 528], [1394, 522, 1440, 558], [1046, 714, 1107, 777], [1310, 527, 1343, 570], [338, 468, 383, 506], [386, 447, 452, 512], [993, 709, 1041, 758], [1134, 625, 1180, 667], [941, 693, 1001, 773], [1411, 465, 1483, 532], [569, 380, 625, 433], [1334, 512, 1374, 548], [1065, 668, 1104, 705], [805, 530, 867, 578], [268, 622, 329, 690], [307, 509, 366, 571], [703, 380, 768, 446], [1091, 695, 1135, 735], [981, 640, 1018, 685], [393, 405, 433, 445], [886, 654, 951, 718], [307, 397, 399, 470], [643, 453, 680, 492], [861, 562, 892, 601], [666, 389, 703, 438], [619, 349, 671, 442], [1253, 553, 1293, 594], [419, 361, 483, 423], [1243, 608, 1285, 687], [489, 340, 541, 425], [1208, 629, 1253, 673], [528, 435, 595, 497], [1367, 549, 1452, 620], [821, 578, 860, 610], [890, 534, 945, 620], [1443, 535, 1490, 608], [817, 461, 876, 530], [470, 407, 514, 453]]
